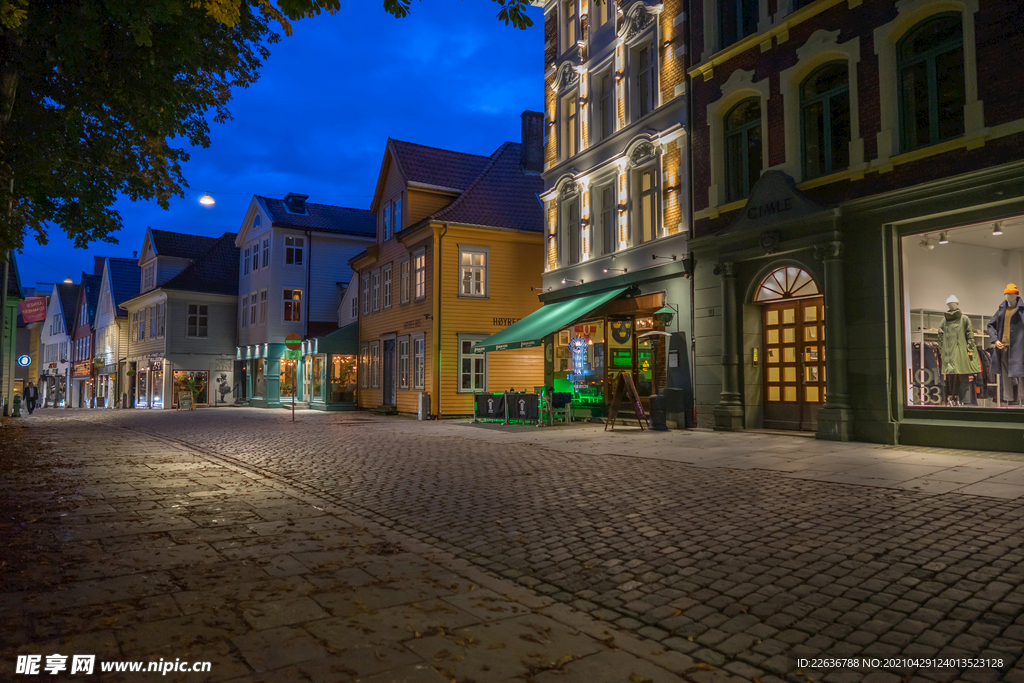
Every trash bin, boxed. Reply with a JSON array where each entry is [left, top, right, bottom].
[[649, 393, 667, 431]]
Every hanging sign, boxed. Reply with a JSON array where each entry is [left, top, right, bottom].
[[18, 297, 47, 323], [17, 355, 32, 367], [610, 320, 633, 344], [284, 333, 302, 350]]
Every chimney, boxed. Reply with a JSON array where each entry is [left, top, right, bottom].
[[520, 111, 544, 174], [284, 192, 309, 214], [93, 256, 105, 276]]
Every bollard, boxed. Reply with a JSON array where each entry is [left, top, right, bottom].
[[11, 395, 21, 417], [649, 393, 667, 431]]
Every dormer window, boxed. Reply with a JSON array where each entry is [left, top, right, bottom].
[[142, 263, 156, 291], [283, 192, 309, 215]]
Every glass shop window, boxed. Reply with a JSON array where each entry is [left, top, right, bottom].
[[901, 215, 1024, 410], [554, 320, 605, 403]]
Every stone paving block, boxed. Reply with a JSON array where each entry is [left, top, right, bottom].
[[533, 649, 686, 682], [242, 595, 330, 630]]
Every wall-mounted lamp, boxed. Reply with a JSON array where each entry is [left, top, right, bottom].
[[424, 313, 433, 320], [938, 232, 949, 244], [603, 267, 627, 274], [662, 39, 672, 48], [652, 254, 677, 261], [547, 119, 556, 128], [579, 96, 588, 104], [993, 222, 1004, 236], [615, 71, 624, 81], [617, 202, 628, 213], [580, 218, 590, 226], [562, 278, 584, 285], [531, 286, 552, 292]]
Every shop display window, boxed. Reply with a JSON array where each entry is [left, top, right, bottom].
[[901, 216, 1024, 409], [173, 370, 208, 406], [152, 369, 163, 408], [253, 359, 265, 398], [311, 355, 325, 402], [331, 355, 357, 402], [137, 371, 148, 408]]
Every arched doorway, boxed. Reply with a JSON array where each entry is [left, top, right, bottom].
[[754, 266, 825, 431]]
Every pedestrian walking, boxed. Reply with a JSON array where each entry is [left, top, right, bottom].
[[23, 382, 38, 415]]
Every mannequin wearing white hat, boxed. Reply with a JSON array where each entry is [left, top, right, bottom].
[[938, 294, 980, 405]]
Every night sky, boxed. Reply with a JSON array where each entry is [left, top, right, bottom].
[[17, 0, 544, 291]]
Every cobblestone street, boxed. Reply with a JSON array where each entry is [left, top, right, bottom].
[[3, 409, 1024, 682]]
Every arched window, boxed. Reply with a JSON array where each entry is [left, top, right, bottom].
[[754, 267, 819, 302], [801, 61, 850, 179], [898, 13, 964, 151], [724, 98, 762, 202]]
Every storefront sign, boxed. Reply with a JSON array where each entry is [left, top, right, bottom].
[[610, 320, 633, 344], [72, 361, 92, 379], [492, 317, 520, 327], [404, 319, 421, 329], [747, 197, 793, 220], [18, 296, 48, 323]]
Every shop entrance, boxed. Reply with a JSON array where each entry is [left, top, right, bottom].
[[755, 267, 824, 431]]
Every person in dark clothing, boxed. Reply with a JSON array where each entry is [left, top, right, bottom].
[[22, 382, 39, 415]]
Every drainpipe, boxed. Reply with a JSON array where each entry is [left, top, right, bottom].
[[435, 223, 448, 419], [686, 41, 697, 427], [305, 230, 312, 341]]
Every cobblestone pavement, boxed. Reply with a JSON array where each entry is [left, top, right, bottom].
[[1, 415, 713, 683], [7, 408, 1024, 683]]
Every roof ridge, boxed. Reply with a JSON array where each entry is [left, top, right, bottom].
[[390, 137, 491, 160], [432, 142, 517, 221], [255, 195, 372, 213]]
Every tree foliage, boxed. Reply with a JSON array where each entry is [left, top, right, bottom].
[[0, 0, 533, 253]]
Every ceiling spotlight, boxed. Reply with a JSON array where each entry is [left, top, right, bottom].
[[199, 192, 215, 206], [919, 237, 934, 251], [938, 232, 948, 244], [993, 222, 1003, 236]]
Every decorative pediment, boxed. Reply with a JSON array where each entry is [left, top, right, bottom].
[[721, 69, 756, 93], [619, 1, 660, 42], [719, 171, 828, 236], [558, 178, 580, 200], [796, 29, 842, 60], [625, 136, 659, 169], [556, 62, 580, 91]]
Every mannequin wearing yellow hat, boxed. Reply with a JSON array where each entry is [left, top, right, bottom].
[[987, 284, 1024, 404]]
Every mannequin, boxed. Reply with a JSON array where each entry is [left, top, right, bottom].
[[938, 295, 980, 406], [987, 284, 1024, 405]]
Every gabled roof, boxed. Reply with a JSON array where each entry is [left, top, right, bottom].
[[56, 282, 80, 324], [256, 197, 375, 236], [389, 139, 491, 191], [80, 273, 102, 326], [160, 232, 239, 296], [107, 257, 141, 314], [431, 142, 544, 233], [149, 229, 219, 261], [4, 250, 22, 299]]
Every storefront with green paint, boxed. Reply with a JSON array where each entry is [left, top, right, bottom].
[[300, 323, 358, 411]]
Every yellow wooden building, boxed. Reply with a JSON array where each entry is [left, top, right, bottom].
[[352, 112, 546, 417]]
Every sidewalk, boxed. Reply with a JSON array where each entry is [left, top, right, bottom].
[[0, 417, 745, 683]]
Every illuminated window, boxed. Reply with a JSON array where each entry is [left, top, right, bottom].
[[459, 248, 488, 297], [283, 289, 302, 322]]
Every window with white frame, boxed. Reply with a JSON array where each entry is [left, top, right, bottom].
[[724, 97, 762, 202], [459, 247, 488, 297], [252, 241, 260, 272], [591, 0, 610, 29], [51, 313, 62, 336], [458, 335, 487, 393], [249, 291, 258, 327], [136, 309, 145, 340], [362, 275, 370, 315], [560, 92, 578, 160], [187, 304, 208, 337], [598, 184, 617, 255], [262, 237, 270, 268], [351, 294, 358, 319], [259, 289, 267, 324], [383, 205, 391, 241], [595, 69, 615, 142], [898, 13, 965, 152], [801, 61, 851, 180], [383, 265, 393, 309], [243, 248, 251, 276], [400, 260, 410, 304], [413, 335, 425, 389], [633, 43, 656, 121], [560, 0, 578, 54], [241, 295, 248, 328], [399, 338, 409, 389], [285, 236, 304, 265], [142, 263, 156, 291], [719, 0, 758, 48], [372, 271, 380, 311], [394, 198, 402, 234], [80, 302, 87, 325], [157, 303, 165, 337], [149, 305, 157, 338], [563, 197, 581, 265], [413, 250, 426, 300], [360, 343, 368, 388], [633, 166, 658, 245], [370, 342, 380, 388], [283, 289, 302, 322]]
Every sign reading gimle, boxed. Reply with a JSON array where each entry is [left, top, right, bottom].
[[16, 355, 32, 367]]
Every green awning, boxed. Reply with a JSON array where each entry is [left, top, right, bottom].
[[473, 287, 628, 354]]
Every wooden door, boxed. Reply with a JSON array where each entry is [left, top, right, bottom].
[[762, 297, 825, 431]]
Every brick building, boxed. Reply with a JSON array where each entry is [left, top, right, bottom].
[[687, 0, 1024, 449], [514, 0, 694, 422]]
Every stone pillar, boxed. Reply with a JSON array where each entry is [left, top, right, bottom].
[[712, 262, 744, 430], [815, 241, 853, 441]]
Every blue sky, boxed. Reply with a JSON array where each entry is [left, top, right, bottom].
[[17, 0, 544, 291]]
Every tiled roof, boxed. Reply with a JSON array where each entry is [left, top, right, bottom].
[[390, 139, 491, 191], [161, 232, 240, 296], [150, 229, 219, 260], [56, 283, 80, 324], [80, 273, 102, 326], [257, 197, 375, 236], [107, 257, 141, 314], [431, 142, 544, 233]]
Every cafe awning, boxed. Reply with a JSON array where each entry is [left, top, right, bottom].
[[473, 287, 629, 354]]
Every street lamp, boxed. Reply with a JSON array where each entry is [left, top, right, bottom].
[[199, 192, 215, 207]]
